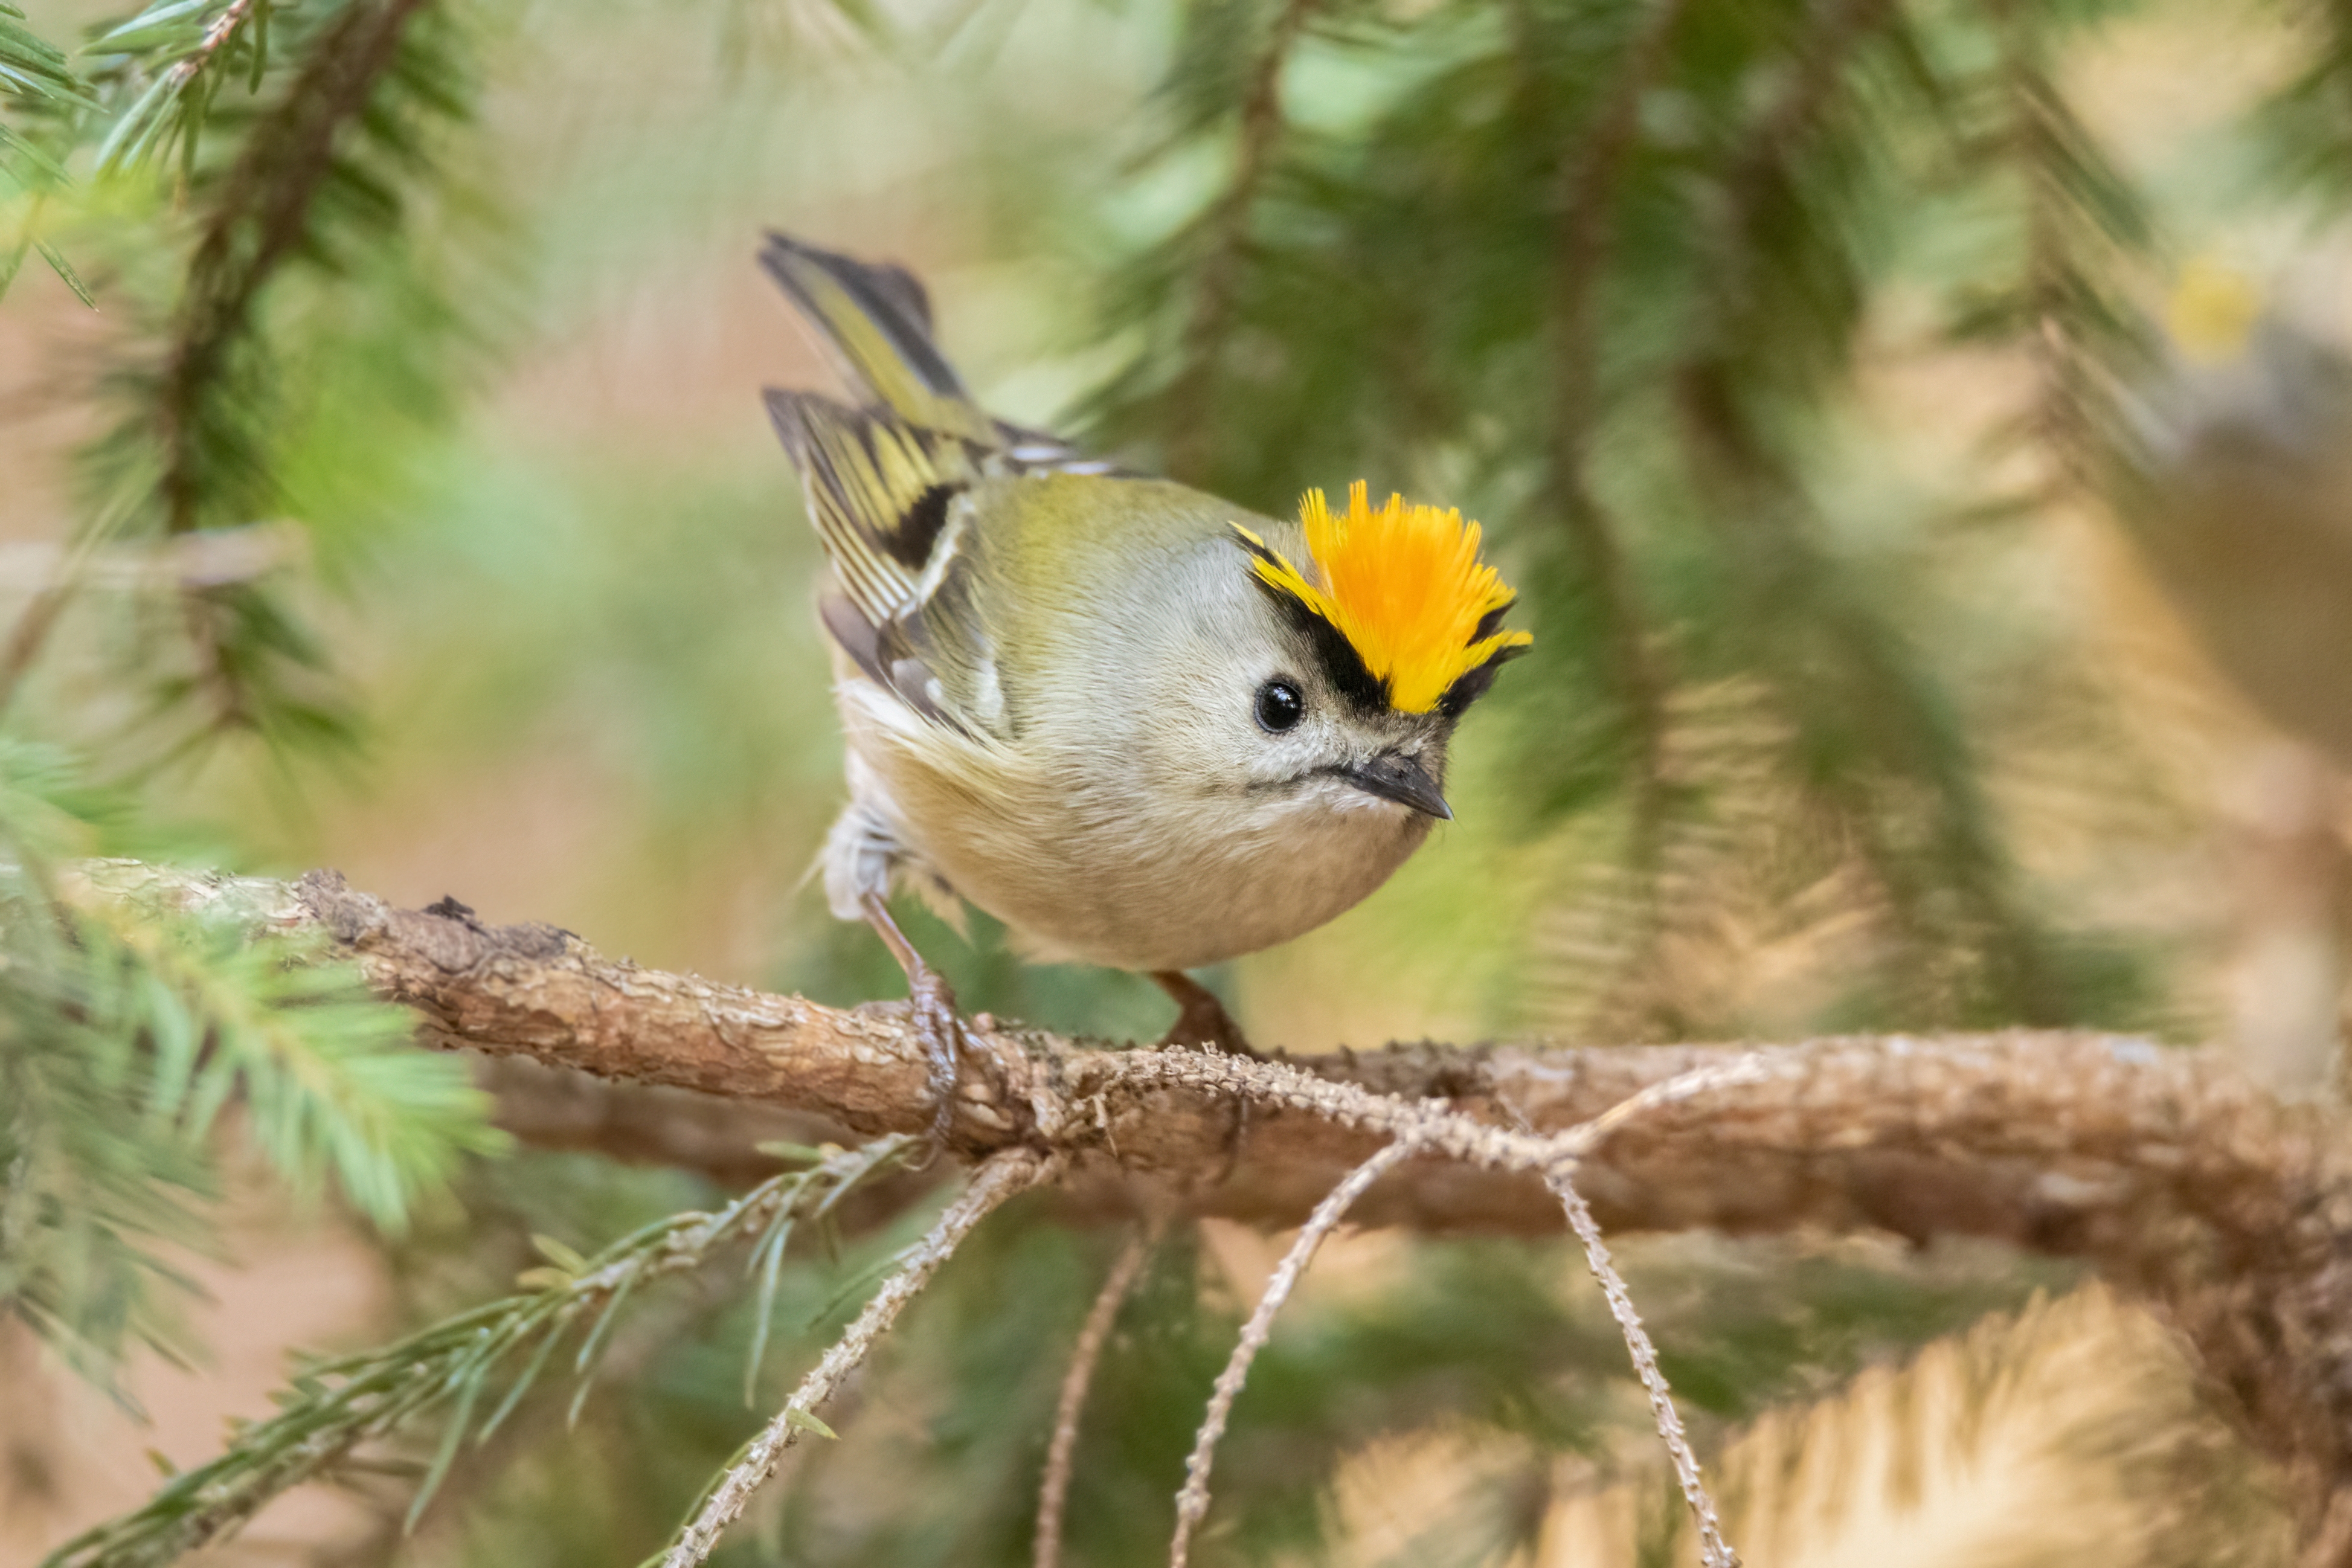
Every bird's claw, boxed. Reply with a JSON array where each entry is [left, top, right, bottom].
[[858, 895, 973, 1160], [907, 967, 966, 1154]]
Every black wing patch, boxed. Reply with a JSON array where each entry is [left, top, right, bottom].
[[765, 390, 977, 628], [887, 483, 960, 571]]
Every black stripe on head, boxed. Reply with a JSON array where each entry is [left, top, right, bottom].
[[881, 482, 960, 570], [1231, 531, 1285, 571], [1248, 577, 1389, 713], [1436, 640, 1529, 719]]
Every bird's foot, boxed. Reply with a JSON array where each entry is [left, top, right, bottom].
[[1150, 970, 1260, 1058], [863, 895, 970, 1155], [907, 963, 966, 1150]]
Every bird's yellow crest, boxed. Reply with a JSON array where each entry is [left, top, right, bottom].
[[1234, 481, 1533, 715]]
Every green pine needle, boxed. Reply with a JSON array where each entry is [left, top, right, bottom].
[[36, 1135, 917, 1568]]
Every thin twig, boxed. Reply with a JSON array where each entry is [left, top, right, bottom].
[[1543, 1060, 1759, 1566], [169, 0, 263, 93], [1557, 1052, 1771, 1148], [1168, 1132, 1425, 1567], [1035, 1219, 1163, 1568], [658, 1149, 1054, 1568], [1549, 1171, 1738, 1568], [1110, 1048, 1773, 1187]]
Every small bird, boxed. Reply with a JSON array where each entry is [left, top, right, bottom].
[[759, 233, 1531, 1139]]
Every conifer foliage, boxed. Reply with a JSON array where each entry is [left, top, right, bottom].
[[1, 0, 496, 1395]]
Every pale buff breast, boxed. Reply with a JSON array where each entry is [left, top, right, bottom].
[[838, 683, 1432, 972]]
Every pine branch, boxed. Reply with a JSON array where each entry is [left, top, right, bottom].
[[89, 0, 271, 174], [55, 0, 469, 753], [2, 829, 488, 1385], [2251, 0, 2352, 205], [2011, 69, 2127, 492], [1528, 0, 1691, 1028], [63, 858, 2352, 1560], [0, 5, 94, 303], [74, 901, 498, 1229], [34, 1136, 919, 1568], [0, 2, 88, 112], [41, 1032, 1736, 1568], [1668, 0, 1891, 428], [1665, 0, 1903, 416], [1662, 0, 2076, 1027], [1945, 0, 2154, 500]]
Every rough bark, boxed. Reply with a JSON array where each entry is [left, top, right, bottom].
[[67, 860, 2352, 1559]]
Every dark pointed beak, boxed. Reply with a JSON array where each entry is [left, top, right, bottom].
[[1338, 753, 1452, 820]]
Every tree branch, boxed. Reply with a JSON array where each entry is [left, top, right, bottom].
[[66, 859, 2352, 1557]]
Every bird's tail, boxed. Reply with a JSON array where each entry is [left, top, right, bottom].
[[757, 231, 994, 446]]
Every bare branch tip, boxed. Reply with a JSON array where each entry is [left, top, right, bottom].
[[1035, 1219, 1163, 1568], [658, 1149, 1055, 1568], [1167, 1133, 1423, 1568]]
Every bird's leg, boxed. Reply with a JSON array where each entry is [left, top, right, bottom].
[[861, 894, 965, 1148], [1149, 971, 1258, 1057]]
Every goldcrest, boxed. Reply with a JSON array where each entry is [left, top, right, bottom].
[[760, 232, 1530, 1092]]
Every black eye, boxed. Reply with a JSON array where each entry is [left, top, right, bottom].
[[1254, 679, 1304, 733]]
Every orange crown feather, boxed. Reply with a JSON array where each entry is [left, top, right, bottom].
[[1233, 481, 1533, 715]]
